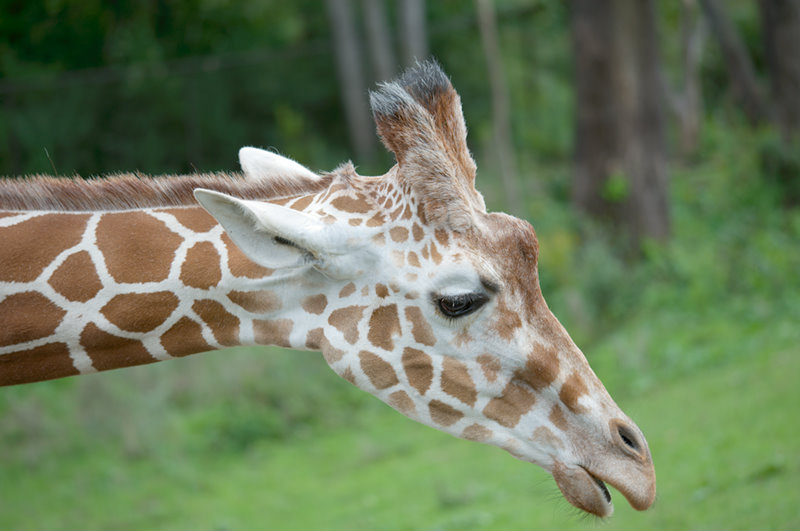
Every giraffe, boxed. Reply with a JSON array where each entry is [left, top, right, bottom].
[[0, 61, 654, 517]]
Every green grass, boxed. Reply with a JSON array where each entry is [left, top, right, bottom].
[[1, 343, 797, 530]]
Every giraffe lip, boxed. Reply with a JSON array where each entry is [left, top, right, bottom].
[[551, 463, 614, 517]]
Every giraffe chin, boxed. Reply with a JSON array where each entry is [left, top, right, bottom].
[[551, 463, 614, 518]]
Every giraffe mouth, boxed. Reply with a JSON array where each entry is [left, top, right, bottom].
[[551, 463, 614, 517], [590, 471, 613, 505]]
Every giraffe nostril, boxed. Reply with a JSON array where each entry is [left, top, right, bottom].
[[619, 427, 638, 451], [611, 419, 644, 457]]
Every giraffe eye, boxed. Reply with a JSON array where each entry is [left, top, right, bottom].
[[436, 293, 489, 318]]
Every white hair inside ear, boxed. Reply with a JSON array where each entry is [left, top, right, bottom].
[[239, 146, 319, 181]]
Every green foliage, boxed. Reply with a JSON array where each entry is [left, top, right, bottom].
[[600, 171, 631, 203]]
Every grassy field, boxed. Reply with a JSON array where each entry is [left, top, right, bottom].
[[1, 335, 797, 530]]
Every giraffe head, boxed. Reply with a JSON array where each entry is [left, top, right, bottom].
[[196, 61, 655, 517]]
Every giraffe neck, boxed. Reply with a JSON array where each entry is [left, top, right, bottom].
[[0, 204, 333, 386]]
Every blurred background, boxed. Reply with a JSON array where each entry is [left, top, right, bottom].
[[1, 1, 798, 529]]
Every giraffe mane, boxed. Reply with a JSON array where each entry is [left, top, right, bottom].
[[0, 171, 334, 211]]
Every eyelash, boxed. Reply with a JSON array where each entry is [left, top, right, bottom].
[[435, 293, 489, 318]]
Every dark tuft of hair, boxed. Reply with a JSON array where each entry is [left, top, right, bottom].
[[369, 59, 453, 118]]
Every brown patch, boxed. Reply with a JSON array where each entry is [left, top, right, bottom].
[[367, 304, 402, 350], [340, 366, 357, 385], [421, 244, 429, 260], [96, 212, 182, 283], [253, 319, 294, 348], [429, 400, 463, 427], [462, 423, 493, 442], [402, 203, 413, 220], [270, 197, 292, 206], [533, 426, 564, 449], [402, 347, 433, 395], [301, 294, 328, 315], [391, 250, 405, 267], [192, 299, 240, 346], [0, 292, 66, 347], [180, 241, 222, 289], [161, 207, 218, 232], [375, 284, 390, 298], [482, 381, 536, 428], [339, 282, 356, 298], [441, 358, 477, 406], [516, 343, 560, 391], [412, 223, 424, 242], [0, 213, 89, 282], [454, 329, 473, 347], [476, 354, 501, 382], [491, 297, 523, 340], [306, 328, 345, 364], [416, 202, 428, 224], [48, 251, 102, 302], [559, 373, 589, 414], [359, 350, 399, 389], [549, 404, 569, 431], [80, 323, 155, 371], [227, 290, 282, 314], [366, 212, 386, 228], [361, 285, 370, 296], [371, 232, 386, 246], [429, 241, 442, 264], [331, 194, 372, 214], [389, 226, 409, 242], [404, 306, 436, 346], [407, 251, 421, 267], [434, 229, 450, 247], [348, 218, 363, 226], [318, 183, 348, 203], [388, 390, 415, 415], [100, 292, 179, 333], [222, 233, 275, 279], [328, 305, 366, 344], [160, 317, 212, 356], [0, 342, 78, 386], [289, 194, 314, 211]]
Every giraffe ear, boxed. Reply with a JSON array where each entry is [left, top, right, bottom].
[[369, 60, 484, 231], [194, 189, 372, 278], [239, 146, 319, 181]]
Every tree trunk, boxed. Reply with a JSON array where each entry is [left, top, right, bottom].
[[699, 0, 768, 125], [570, 0, 670, 247], [325, 0, 376, 163], [475, 0, 522, 215], [759, 0, 800, 140], [362, 0, 397, 82], [398, 0, 429, 66], [677, 0, 705, 160]]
